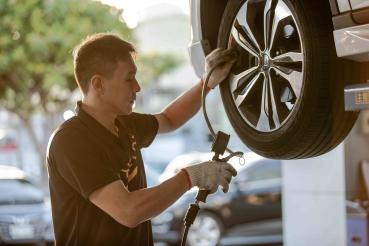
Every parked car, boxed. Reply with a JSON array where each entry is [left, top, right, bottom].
[[0, 165, 54, 245], [158, 152, 214, 183], [152, 152, 283, 246], [159, 151, 262, 183], [189, 0, 369, 159]]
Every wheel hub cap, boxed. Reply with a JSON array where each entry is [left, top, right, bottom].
[[262, 53, 270, 70]]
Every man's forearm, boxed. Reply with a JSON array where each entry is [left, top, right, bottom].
[[127, 171, 189, 226], [161, 79, 210, 130]]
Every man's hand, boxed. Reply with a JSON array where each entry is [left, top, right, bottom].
[[183, 161, 237, 193], [203, 48, 237, 89]]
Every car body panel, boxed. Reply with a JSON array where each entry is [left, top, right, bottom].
[[188, 0, 205, 78], [221, 219, 282, 246], [189, 0, 369, 75], [334, 23, 369, 61], [189, 0, 202, 42], [350, 0, 369, 10], [188, 40, 207, 78], [337, 0, 352, 12], [230, 179, 282, 225]]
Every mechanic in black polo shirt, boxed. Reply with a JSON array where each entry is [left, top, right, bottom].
[[46, 33, 237, 246]]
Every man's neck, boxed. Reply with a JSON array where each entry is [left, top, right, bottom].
[[81, 100, 118, 136]]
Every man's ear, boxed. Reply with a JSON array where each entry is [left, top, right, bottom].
[[90, 75, 104, 95]]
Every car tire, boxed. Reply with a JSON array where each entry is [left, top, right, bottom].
[[217, 0, 367, 159], [187, 211, 224, 246]]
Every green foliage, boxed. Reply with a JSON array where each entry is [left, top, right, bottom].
[[0, 0, 183, 175], [136, 52, 184, 86], [0, 0, 134, 115]]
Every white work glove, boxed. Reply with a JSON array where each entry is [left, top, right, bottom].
[[183, 161, 237, 194], [203, 48, 237, 89]]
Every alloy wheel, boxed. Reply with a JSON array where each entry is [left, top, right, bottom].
[[187, 214, 222, 246], [228, 0, 304, 133]]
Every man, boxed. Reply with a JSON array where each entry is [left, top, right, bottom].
[[47, 33, 237, 246]]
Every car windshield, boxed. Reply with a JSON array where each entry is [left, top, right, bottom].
[[0, 179, 44, 205]]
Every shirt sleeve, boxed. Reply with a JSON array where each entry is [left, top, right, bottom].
[[126, 113, 158, 148], [48, 127, 120, 200]]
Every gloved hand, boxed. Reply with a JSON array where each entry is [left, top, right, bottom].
[[203, 48, 237, 89], [183, 161, 237, 194]]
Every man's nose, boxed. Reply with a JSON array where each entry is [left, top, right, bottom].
[[134, 79, 141, 92]]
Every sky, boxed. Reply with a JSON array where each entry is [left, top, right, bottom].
[[98, 0, 189, 28]]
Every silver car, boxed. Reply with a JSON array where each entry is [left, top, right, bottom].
[[189, 0, 369, 159], [0, 165, 54, 245]]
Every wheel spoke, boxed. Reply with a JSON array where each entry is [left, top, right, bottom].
[[267, 72, 281, 128], [234, 72, 261, 108], [231, 26, 259, 58], [257, 76, 271, 131], [235, 2, 261, 53], [273, 66, 303, 99], [263, 0, 278, 51], [273, 51, 303, 62], [269, 0, 293, 50], [229, 66, 258, 93], [257, 73, 280, 130]]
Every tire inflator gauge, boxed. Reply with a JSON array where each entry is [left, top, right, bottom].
[[180, 47, 244, 246]]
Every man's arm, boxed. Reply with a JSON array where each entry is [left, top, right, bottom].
[[89, 171, 189, 228], [154, 48, 237, 133], [154, 79, 210, 133], [89, 161, 236, 228]]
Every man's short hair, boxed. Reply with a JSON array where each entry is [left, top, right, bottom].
[[73, 33, 136, 95]]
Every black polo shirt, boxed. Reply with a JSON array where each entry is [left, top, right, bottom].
[[47, 101, 158, 246]]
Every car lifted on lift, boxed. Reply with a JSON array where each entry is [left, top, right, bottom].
[[189, 0, 369, 159]]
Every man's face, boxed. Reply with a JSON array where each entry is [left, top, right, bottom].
[[100, 57, 140, 115]]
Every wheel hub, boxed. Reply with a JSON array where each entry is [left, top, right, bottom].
[[261, 53, 271, 70]]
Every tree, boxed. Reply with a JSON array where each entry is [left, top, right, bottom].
[[0, 0, 181, 184], [136, 51, 183, 87]]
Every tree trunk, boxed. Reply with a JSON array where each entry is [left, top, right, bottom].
[[18, 115, 48, 187]]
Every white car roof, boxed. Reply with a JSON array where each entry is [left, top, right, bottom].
[[0, 165, 25, 179]]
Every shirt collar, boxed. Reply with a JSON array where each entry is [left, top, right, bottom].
[[74, 101, 121, 145]]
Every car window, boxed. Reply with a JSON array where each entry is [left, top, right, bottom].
[[247, 160, 281, 181], [239, 160, 281, 183], [0, 179, 44, 205]]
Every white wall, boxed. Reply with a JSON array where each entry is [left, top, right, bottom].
[[134, 3, 199, 90], [282, 144, 347, 246]]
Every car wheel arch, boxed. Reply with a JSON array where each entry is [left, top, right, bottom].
[[199, 0, 228, 53]]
